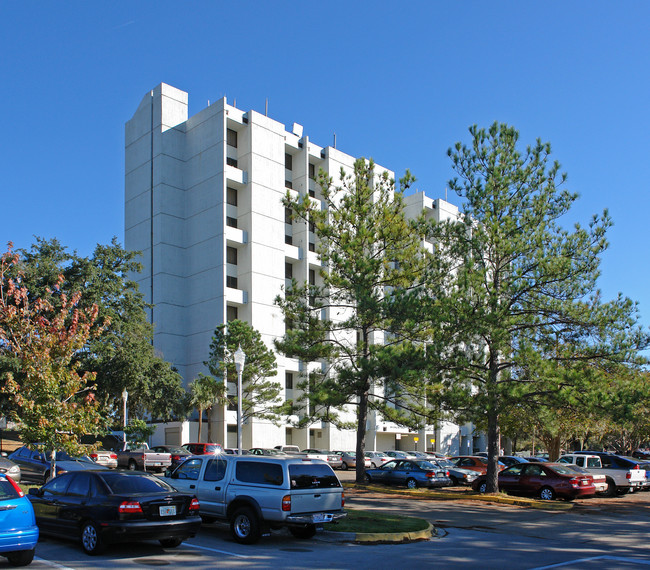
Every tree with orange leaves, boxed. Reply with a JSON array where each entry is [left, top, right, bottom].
[[0, 243, 108, 458]]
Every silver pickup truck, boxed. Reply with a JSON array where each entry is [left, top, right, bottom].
[[163, 454, 346, 543], [114, 442, 171, 472]]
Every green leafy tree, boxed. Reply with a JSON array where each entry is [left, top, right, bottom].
[[0, 244, 107, 457], [189, 373, 226, 443], [205, 320, 287, 425], [423, 123, 648, 492], [275, 159, 443, 483], [2, 237, 188, 423], [123, 419, 156, 447]]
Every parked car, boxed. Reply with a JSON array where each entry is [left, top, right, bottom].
[[274, 445, 302, 454], [632, 449, 650, 460], [524, 456, 548, 463], [0, 455, 22, 484], [249, 448, 288, 456], [182, 443, 223, 455], [560, 452, 646, 496], [449, 456, 505, 474], [472, 462, 596, 500], [364, 459, 451, 489], [223, 448, 251, 455], [163, 454, 346, 544], [28, 470, 201, 554], [302, 449, 342, 469], [334, 451, 371, 470], [562, 463, 608, 494], [150, 445, 192, 468], [365, 451, 391, 468], [383, 450, 417, 461], [83, 448, 118, 469], [499, 456, 529, 468], [115, 442, 171, 472], [0, 473, 39, 566], [9, 447, 105, 484], [432, 458, 480, 486]]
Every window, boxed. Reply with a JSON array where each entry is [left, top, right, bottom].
[[227, 306, 238, 321], [285, 180, 293, 189], [308, 221, 315, 233], [226, 216, 238, 228], [285, 207, 293, 224], [309, 242, 315, 252], [174, 459, 203, 481], [286, 372, 294, 389], [309, 269, 315, 285], [289, 464, 340, 489], [309, 163, 315, 180], [226, 157, 238, 168], [66, 473, 92, 498], [309, 189, 315, 198], [236, 461, 283, 486], [227, 187, 238, 206], [285, 263, 293, 279], [285, 153, 293, 171], [285, 235, 293, 245], [227, 246, 238, 265], [227, 128, 238, 148], [204, 458, 227, 482], [226, 276, 238, 289]]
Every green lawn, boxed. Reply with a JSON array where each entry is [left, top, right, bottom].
[[324, 508, 429, 533]]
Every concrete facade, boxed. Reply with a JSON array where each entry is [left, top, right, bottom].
[[125, 83, 476, 455]]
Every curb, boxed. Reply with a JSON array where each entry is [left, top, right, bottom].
[[318, 522, 434, 544]]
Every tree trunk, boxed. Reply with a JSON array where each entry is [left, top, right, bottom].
[[485, 353, 500, 493], [355, 387, 369, 484], [197, 406, 203, 442]]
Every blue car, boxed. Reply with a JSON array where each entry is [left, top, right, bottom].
[[364, 459, 451, 489], [0, 473, 39, 566]]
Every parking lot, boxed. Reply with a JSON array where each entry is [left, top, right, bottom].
[[8, 475, 650, 570]]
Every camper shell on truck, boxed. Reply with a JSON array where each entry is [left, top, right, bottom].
[[163, 454, 346, 544]]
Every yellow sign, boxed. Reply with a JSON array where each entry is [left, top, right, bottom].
[[414, 437, 419, 442], [430, 439, 435, 444]]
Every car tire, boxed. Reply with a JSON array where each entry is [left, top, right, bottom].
[[159, 537, 184, 548], [81, 521, 105, 555], [539, 486, 556, 501], [128, 460, 137, 471], [289, 525, 317, 539], [6, 549, 35, 567], [601, 479, 617, 497], [341, 462, 348, 471], [364, 473, 371, 484], [478, 481, 487, 494], [230, 507, 261, 544], [406, 478, 418, 489], [450, 476, 459, 486]]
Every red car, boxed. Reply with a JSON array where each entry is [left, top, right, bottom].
[[472, 462, 596, 500], [450, 456, 506, 474], [182, 443, 223, 455]]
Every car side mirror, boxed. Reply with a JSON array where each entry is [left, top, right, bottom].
[[164, 468, 174, 478], [28, 488, 43, 497]]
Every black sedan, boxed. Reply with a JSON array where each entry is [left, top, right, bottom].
[[9, 446, 105, 484], [28, 470, 202, 554], [364, 459, 451, 489]]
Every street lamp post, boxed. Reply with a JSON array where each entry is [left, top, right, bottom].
[[233, 345, 246, 456], [122, 389, 128, 429]]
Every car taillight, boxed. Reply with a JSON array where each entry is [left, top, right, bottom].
[[446, 471, 450, 477], [626, 472, 632, 479], [110, 454, 117, 460], [342, 492, 345, 508], [282, 495, 291, 512], [172, 455, 180, 461], [190, 498, 200, 511], [569, 477, 581, 488], [5, 475, 24, 497], [90, 453, 98, 460], [119, 501, 143, 514], [425, 471, 436, 478]]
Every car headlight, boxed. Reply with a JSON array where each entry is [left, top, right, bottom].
[[8, 465, 19, 473]]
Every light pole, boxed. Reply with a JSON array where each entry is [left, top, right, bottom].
[[233, 345, 246, 456], [122, 389, 128, 429]]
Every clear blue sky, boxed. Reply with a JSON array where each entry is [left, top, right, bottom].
[[1, 2, 649, 326]]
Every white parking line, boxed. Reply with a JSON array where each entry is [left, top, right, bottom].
[[34, 557, 76, 570], [184, 542, 250, 558], [533, 555, 650, 569]]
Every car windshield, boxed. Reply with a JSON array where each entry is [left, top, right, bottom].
[[44, 450, 77, 461], [101, 473, 176, 494], [0, 478, 20, 501], [437, 460, 454, 468], [289, 464, 341, 489], [162, 446, 187, 454], [414, 461, 437, 470]]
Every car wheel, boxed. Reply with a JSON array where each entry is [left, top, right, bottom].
[[159, 537, 184, 548], [539, 486, 556, 501], [128, 460, 137, 471], [364, 473, 371, 484], [81, 521, 105, 555], [289, 525, 317, 539], [406, 478, 418, 489], [478, 481, 487, 494], [230, 507, 261, 544], [601, 478, 617, 497], [341, 462, 348, 471], [6, 549, 35, 567], [450, 476, 459, 486]]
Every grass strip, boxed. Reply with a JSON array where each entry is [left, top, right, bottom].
[[324, 508, 429, 533]]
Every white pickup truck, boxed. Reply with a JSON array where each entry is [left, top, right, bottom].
[[559, 453, 646, 496]]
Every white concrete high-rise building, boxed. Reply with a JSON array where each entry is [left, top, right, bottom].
[[125, 83, 471, 453]]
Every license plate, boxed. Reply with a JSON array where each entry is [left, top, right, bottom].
[[312, 513, 333, 523], [154, 462, 162, 466], [159, 505, 176, 517]]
